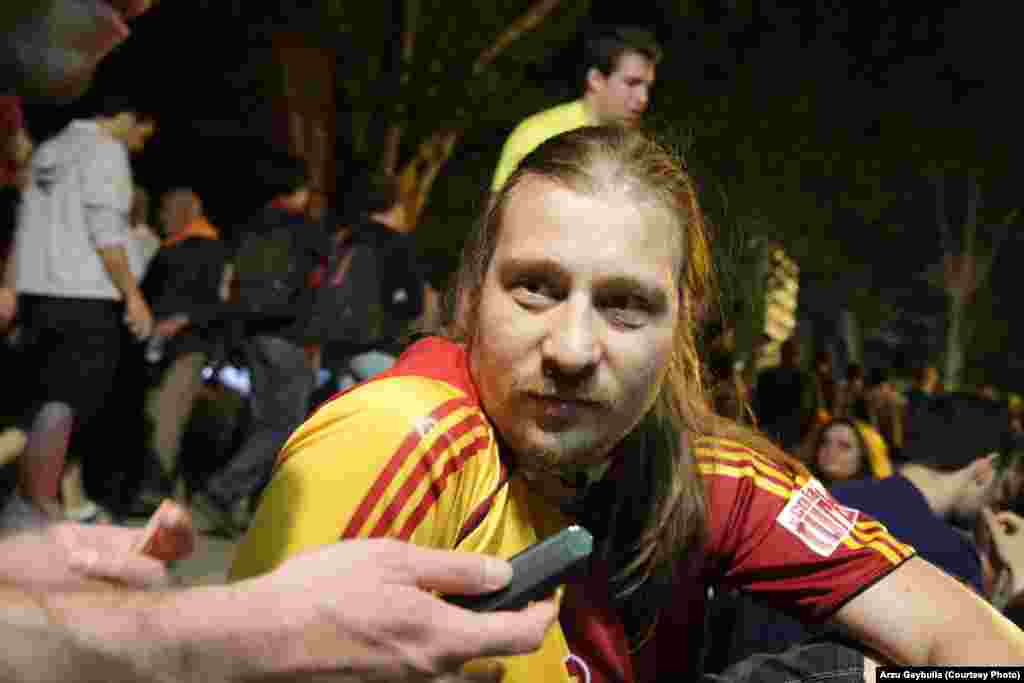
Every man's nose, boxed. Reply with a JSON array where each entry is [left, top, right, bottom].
[[541, 299, 600, 377]]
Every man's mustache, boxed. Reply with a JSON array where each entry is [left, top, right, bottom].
[[514, 379, 615, 408]]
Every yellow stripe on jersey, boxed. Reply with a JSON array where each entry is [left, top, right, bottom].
[[698, 440, 913, 566], [698, 462, 795, 500], [849, 523, 915, 561]]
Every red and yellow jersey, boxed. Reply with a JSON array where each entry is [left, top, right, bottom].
[[230, 337, 916, 683], [629, 438, 915, 681], [230, 337, 578, 682]]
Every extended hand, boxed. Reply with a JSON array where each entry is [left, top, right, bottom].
[[248, 538, 559, 681], [983, 508, 1024, 597]]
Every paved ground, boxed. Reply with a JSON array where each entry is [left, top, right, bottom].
[[172, 529, 239, 585], [125, 505, 241, 586]]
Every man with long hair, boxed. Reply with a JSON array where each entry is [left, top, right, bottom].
[[233, 126, 1024, 681]]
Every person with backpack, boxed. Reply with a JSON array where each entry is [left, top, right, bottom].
[[194, 154, 329, 537], [311, 171, 436, 393]]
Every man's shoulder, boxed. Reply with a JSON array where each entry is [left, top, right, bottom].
[[279, 353, 494, 486], [509, 99, 588, 141], [696, 436, 801, 480], [314, 338, 481, 423]]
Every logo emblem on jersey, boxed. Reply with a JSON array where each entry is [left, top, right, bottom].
[[777, 479, 858, 556]]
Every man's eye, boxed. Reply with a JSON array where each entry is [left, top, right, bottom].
[[511, 279, 555, 305], [603, 295, 652, 328]]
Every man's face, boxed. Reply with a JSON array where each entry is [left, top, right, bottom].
[[1, 1, 152, 101], [588, 51, 656, 128], [470, 176, 680, 476], [125, 115, 155, 152]]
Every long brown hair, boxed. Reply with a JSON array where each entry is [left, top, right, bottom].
[[445, 126, 794, 584]]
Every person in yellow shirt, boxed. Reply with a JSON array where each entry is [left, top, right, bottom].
[[490, 26, 660, 191]]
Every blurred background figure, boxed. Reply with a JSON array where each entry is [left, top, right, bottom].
[[865, 366, 906, 461], [753, 337, 817, 453], [804, 417, 892, 487], [316, 171, 434, 394], [6, 99, 157, 524], [122, 188, 231, 511], [126, 184, 159, 279]]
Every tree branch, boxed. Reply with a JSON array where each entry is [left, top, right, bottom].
[[473, 0, 563, 74], [382, 0, 420, 173], [964, 169, 980, 257], [931, 172, 954, 255], [975, 208, 1018, 285]]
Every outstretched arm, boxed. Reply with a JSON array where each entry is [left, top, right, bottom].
[[836, 555, 1024, 665], [0, 538, 557, 683]]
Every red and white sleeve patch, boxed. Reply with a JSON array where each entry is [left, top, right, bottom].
[[777, 479, 859, 557]]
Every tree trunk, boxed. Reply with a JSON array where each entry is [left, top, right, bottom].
[[473, 0, 563, 74], [944, 293, 966, 390], [381, 0, 419, 174], [397, 0, 564, 227]]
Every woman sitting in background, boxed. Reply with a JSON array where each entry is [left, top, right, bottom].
[[806, 418, 892, 486]]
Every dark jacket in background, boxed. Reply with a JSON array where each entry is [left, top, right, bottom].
[[352, 218, 425, 330], [141, 234, 230, 358], [232, 207, 329, 345]]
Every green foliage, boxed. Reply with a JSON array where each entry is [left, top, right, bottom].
[[311, 1, 589, 161]]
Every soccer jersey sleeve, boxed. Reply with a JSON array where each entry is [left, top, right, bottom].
[[229, 375, 503, 580], [699, 438, 916, 622]]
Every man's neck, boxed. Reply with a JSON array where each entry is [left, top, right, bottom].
[[94, 118, 125, 145], [579, 96, 602, 125]]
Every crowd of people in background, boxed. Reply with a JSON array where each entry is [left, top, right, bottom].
[[4, 7, 1024, 683], [0, 95, 437, 535]]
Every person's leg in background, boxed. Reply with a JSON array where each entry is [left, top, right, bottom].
[[200, 335, 313, 535], [16, 296, 122, 523], [19, 401, 71, 519], [144, 350, 207, 502]]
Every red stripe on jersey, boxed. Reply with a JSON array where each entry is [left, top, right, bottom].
[[698, 449, 799, 493], [398, 436, 491, 541], [342, 397, 474, 538], [369, 412, 487, 537], [456, 465, 510, 547]]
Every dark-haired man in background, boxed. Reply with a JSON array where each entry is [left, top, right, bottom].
[[490, 25, 660, 191]]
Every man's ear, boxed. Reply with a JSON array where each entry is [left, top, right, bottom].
[[586, 66, 605, 94]]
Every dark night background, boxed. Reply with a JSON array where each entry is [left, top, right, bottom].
[[19, 0, 1024, 390]]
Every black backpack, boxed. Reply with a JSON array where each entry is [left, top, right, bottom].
[[233, 222, 305, 316], [306, 228, 422, 347]]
